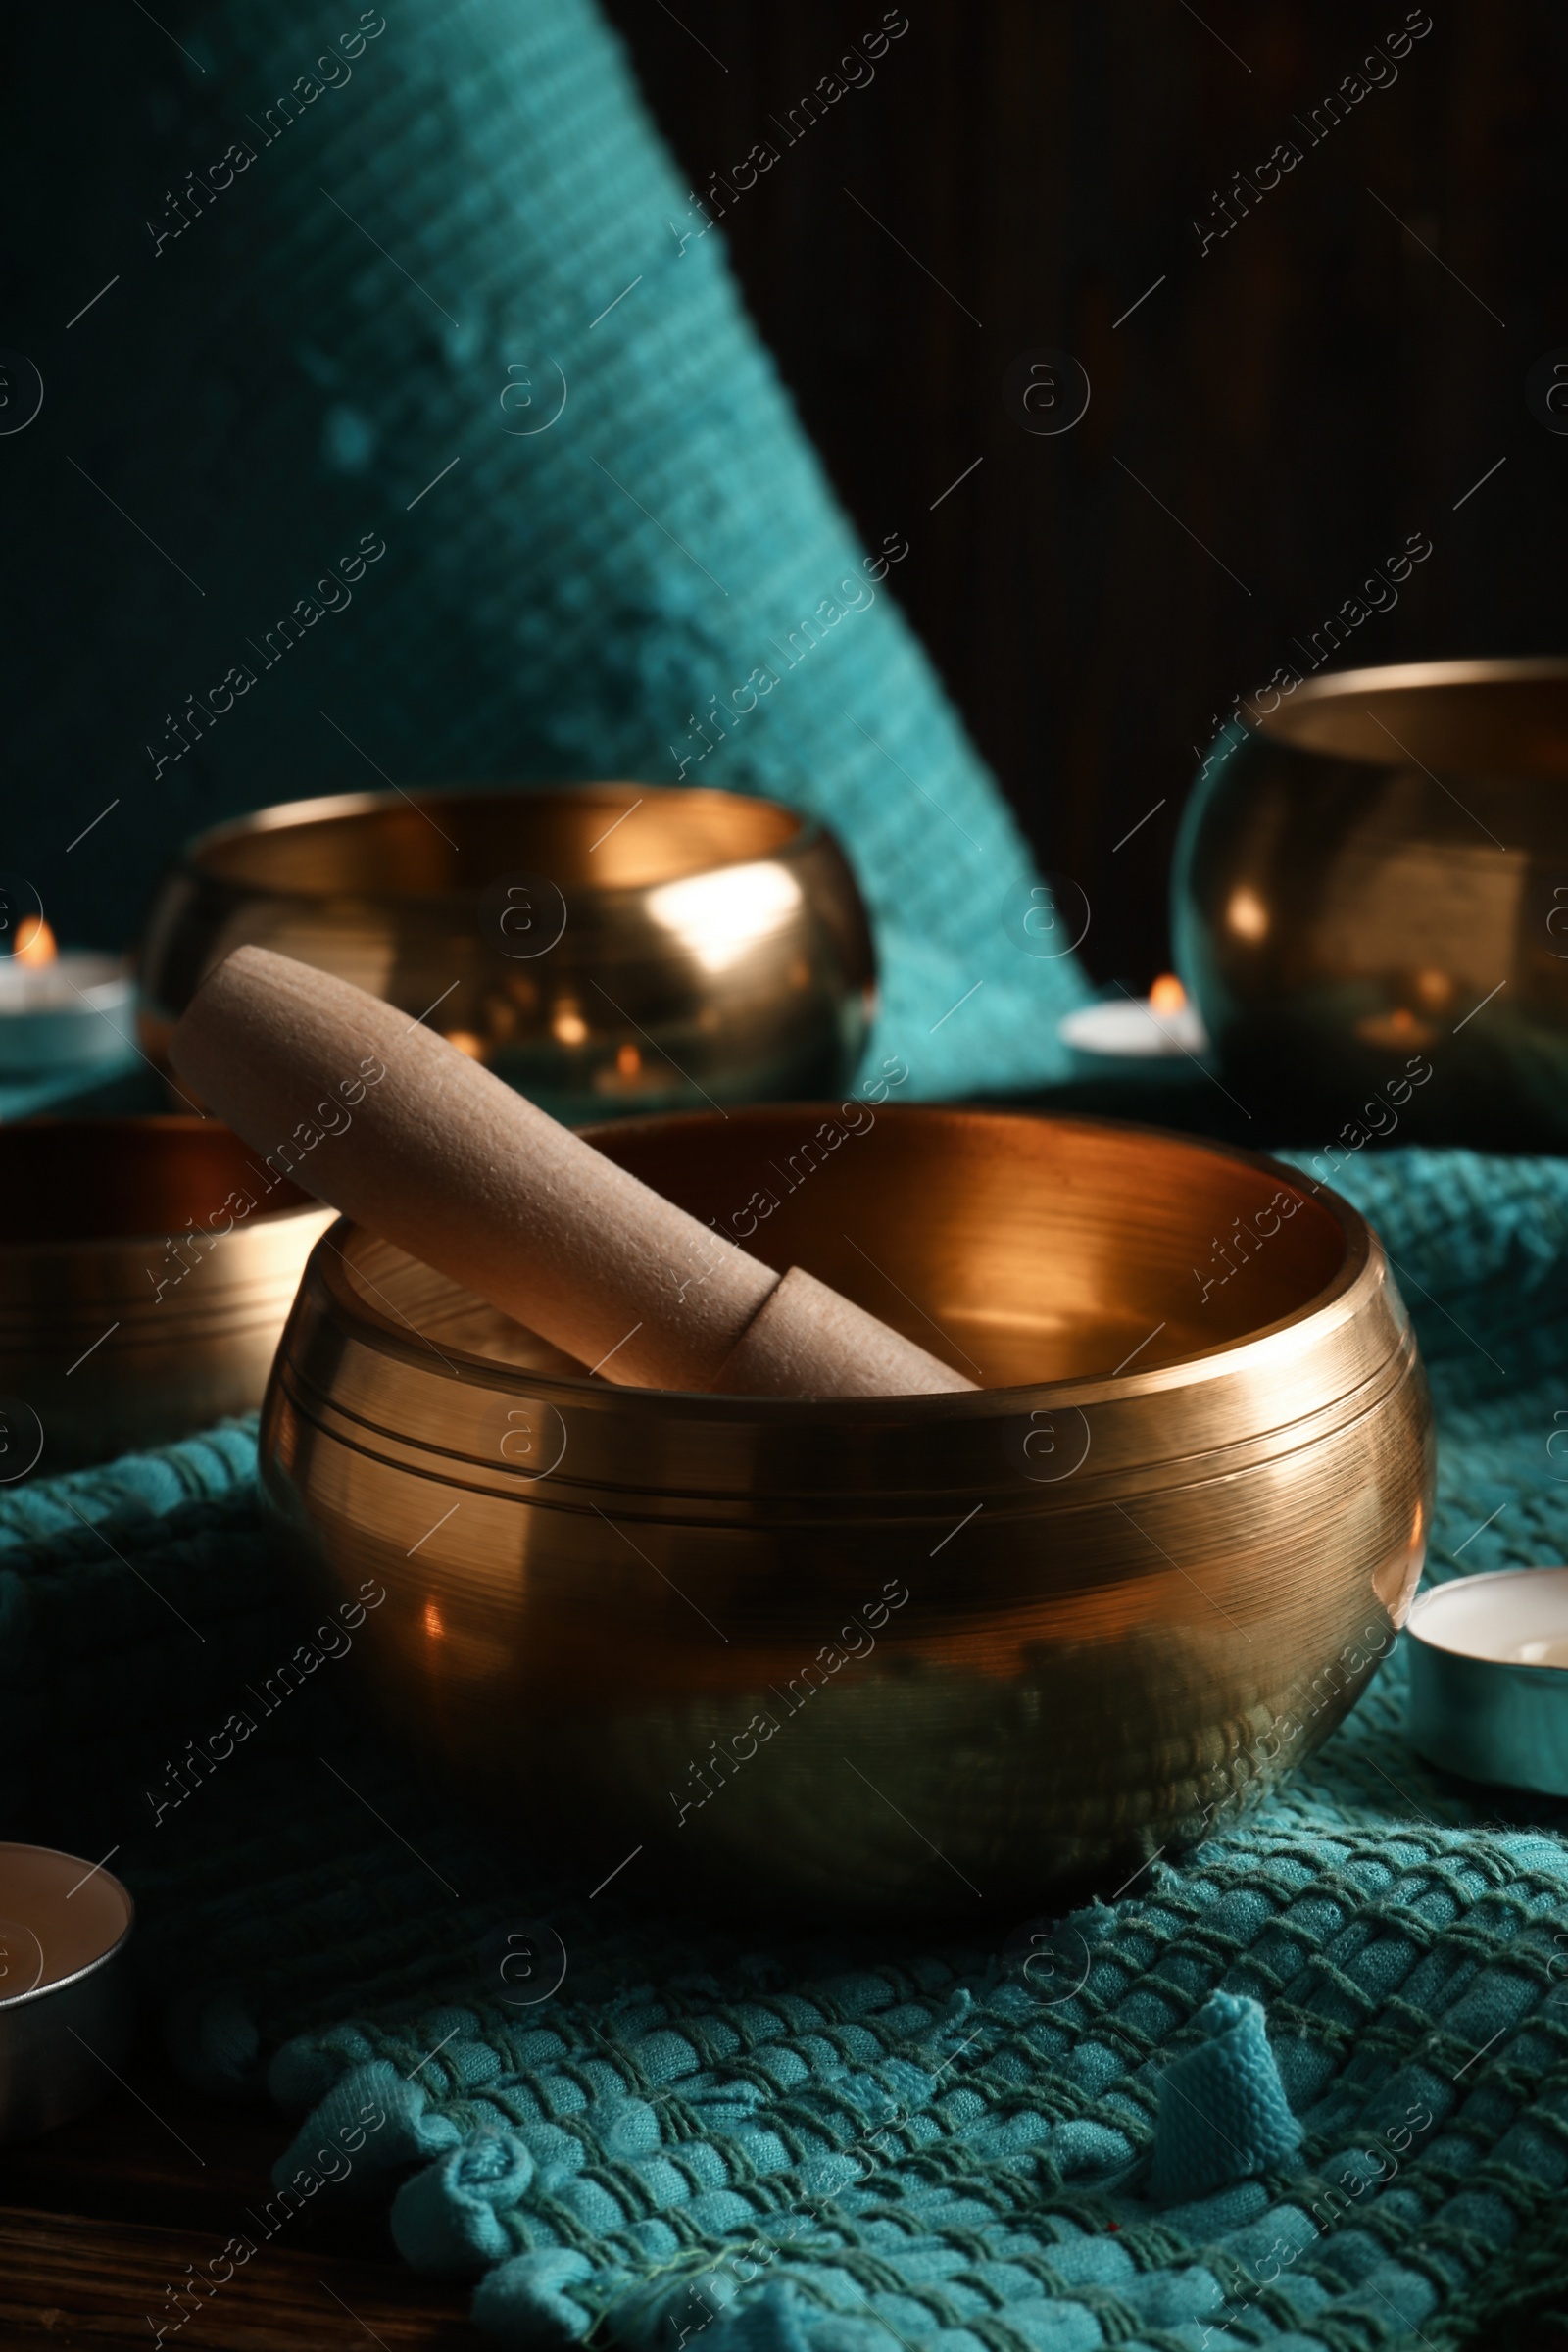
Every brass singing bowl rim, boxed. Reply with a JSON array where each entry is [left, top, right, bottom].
[[0, 1117, 321, 1259], [172, 781, 826, 906], [307, 1105, 1379, 1426], [1257, 654, 1568, 767]]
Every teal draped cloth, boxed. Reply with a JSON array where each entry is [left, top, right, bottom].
[[4, 0, 1087, 1100], [7, 1142, 1568, 2348]]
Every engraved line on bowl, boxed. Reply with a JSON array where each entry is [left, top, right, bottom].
[[589, 799, 644, 852], [841, 1757, 982, 1897], [1112, 798, 1166, 852], [318, 1235, 465, 1379], [318, 710, 461, 851], [66, 1322, 120, 1376], [1383, 1250, 1504, 1375], [841, 711, 983, 851], [62, 1496, 208, 1645], [65, 2027, 208, 2166], [406, 455, 462, 512], [318, 2280, 393, 2352], [1111, 274, 1167, 329], [406, 2023, 462, 2081], [1362, 709, 1506, 849], [929, 456, 983, 512], [930, 980, 984, 1034], [403, 980, 461, 1032], [320, 188, 460, 327], [407, 1501, 461, 1556], [841, 189, 982, 328], [930, 1502, 984, 1557], [1111, 457, 1252, 596], [66, 800, 120, 853], [590, 1502, 730, 1642], [588, 275, 643, 330], [590, 1844, 644, 1899], [129, 0, 206, 70], [318, 1756, 460, 1897], [66, 1844, 121, 1900], [654, 0, 729, 72], [1452, 978, 1507, 1034], [1110, 980, 1251, 1119], [65, 275, 120, 330], [1452, 454, 1507, 510], [1108, 1845, 1167, 1902], [1112, 1322, 1166, 1377], [589, 979, 729, 1116], [1113, 1501, 1252, 1642], [587, 455, 730, 598], [1450, 1502, 1506, 1558], [1365, 188, 1506, 328], [65, 456, 206, 597]]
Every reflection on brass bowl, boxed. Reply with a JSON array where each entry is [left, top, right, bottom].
[[137, 786, 875, 1124], [1173, 658, 1568, 1150], [259, 1106, 1433, 1923], [0, 1121, 334, 1474]]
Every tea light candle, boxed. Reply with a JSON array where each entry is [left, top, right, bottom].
[[1057, 974, 1211, 1081], [0, 1840, 135, 2145], [1406, 1568, 1568, 1796], [0, 918, 136, 1076]]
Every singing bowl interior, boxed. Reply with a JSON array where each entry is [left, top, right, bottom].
[[189, 785, 803, 895], [1262, 658, 1568, 774], [137, 785, 875, 1124], [0, 1119, 333, 1474], [1173, 658, 1568, 1150], [260, 1107, 1433, 1923]]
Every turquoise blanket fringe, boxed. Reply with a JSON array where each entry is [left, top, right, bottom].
[[8, 1142, 1568, 2348]]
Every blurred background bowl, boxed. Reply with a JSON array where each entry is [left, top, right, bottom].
[[1173, 658, 1568, 1151], [258, 1105, 1433, 1922], [0, 1120, 334, 1474], [137, 785, 876, 1126]]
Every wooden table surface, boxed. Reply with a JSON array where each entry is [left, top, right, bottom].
[[0, 2027, 471, 2350]]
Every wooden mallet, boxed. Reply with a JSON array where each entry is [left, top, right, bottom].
[[170, 948, 975, 1399]]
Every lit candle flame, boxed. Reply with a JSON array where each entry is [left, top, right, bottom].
[[12, 916, 57, 967], [1149, 972, 1187, 1014]]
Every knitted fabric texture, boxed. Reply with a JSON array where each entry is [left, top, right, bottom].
[[3, 0, 1088, 1099], [1146, 1991, 1304, 2205], [8, 1140, 1568, 2351]]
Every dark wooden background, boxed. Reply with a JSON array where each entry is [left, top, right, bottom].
[[601, 0, 1568, 987]]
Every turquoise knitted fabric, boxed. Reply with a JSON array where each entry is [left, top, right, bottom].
[[1147, 1992, 1304, 2205], [5, 0, 1088, 1098], [9, 1142, 1568, 2348]]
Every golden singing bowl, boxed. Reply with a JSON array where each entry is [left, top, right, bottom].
[[1174, 658, 1568, 1149], [259, 1106, 1433, 1923], [137, 785, 875, 1124], [0, 1120, 334, 1475]]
